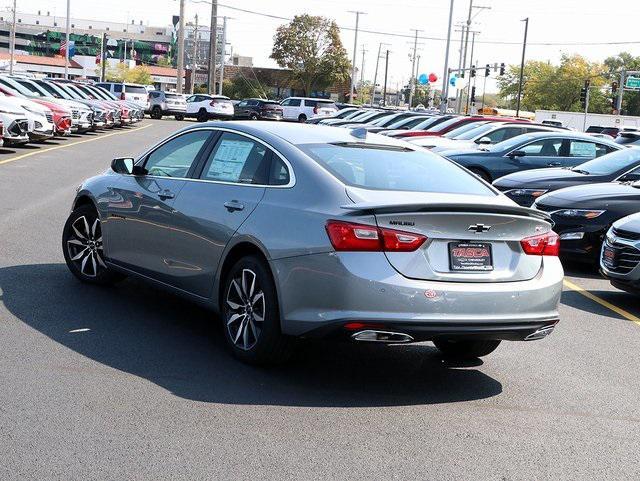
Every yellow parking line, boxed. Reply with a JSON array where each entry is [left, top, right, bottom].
[[563, 279, 640, 327], [0, 123, 152, 166]]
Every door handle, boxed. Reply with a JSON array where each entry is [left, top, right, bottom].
[[158, 190, 175, 200], [224, 200, 245, 212], [547, 162, 562, 166]]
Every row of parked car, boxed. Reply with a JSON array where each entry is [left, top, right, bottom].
[[300, 105, 640, 296], [0, 76, 145, 147]]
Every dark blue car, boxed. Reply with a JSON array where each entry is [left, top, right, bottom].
[[440, 132, 622, 182]]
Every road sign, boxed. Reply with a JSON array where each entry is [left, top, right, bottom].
[[625, 77, 640, 89]]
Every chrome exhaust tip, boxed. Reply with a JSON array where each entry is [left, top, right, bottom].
[[525, 325, 556, 341], [351, 330, 414, 343]]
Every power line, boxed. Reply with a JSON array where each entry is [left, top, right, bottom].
[[186, 0, 640, 47]]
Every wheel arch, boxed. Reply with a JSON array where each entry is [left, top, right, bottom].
[[73, 194, 97, 211]]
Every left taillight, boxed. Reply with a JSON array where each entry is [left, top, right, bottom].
[[520, 231, 559, 256], [325, 220, 427, 252]]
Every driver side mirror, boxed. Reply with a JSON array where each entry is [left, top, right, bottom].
[[111, 157, 134, 175], [477, 136, 492, 145], [508, 150, 526, 159]]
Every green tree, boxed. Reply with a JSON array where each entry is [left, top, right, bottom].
[[105, 64, 153, 85], [156, 56, 173, 68], [604, 52, 640, 115], [222, 77, 271, 100], [271, 14, 351, 96]]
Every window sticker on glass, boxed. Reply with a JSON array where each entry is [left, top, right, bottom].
[[207, 139, 255, 182]]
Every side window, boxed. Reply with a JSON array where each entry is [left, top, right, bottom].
[[269, 156, 291, 186], [305, 100, 318, 108], [113, 84, 123, 93], [200, 132, 270, 184], [186, 95, 196, 102], [618, 166, 640, 182], [281, 99, 291, 106], [569, 140, 597, 158], [484, 128, 510, 143], [248, 100, 259, 106], [519, 139, 562, 157], [289, 99, 301, 107], [144, 130, 211, 178], [237, 100, 247, 107], [598, 144, 617, 156]]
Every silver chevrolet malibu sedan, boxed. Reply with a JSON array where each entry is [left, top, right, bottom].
[[62, 122, 563, 364]]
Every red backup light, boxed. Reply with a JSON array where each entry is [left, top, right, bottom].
[[520, 231, 560, 256], [325, 220, 427, 252], [313, 105, 318, 114], [343, 322, 386, 331]]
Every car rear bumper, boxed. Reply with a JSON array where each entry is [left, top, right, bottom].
[[271, 252, 563, 339]]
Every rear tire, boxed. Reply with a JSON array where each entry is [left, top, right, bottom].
[[150, 106, 163, 119], [221, 256, 294, 364], [174, 114, 185, 121], [62, 204, 125, 285], [297, 114, 307, 123], [249, 113, 259, 120], [197, 109, 209, 122], [433, 339, 501, 359]]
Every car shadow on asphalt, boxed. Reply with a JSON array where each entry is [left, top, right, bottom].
[[0, 263, 503, 407], [561, 289, 640, 320]]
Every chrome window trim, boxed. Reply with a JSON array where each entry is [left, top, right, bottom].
[[613, 163, 640, 181], [503, 137, 572, 159], [133, 126, 296, 188]]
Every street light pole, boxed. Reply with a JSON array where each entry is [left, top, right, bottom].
[[64, 0, 70, 79], [218, 16, 228, 95], [408, 29, 421, 108], [191, 14, 199, 94], [370, 42, 388, 106], [516, 17, 529, 117], [382, 49, 390, 107], [348, 11, 365, 103], [208, 0, 218, 94], [440, 0, 455, 113], [9, 0, 16, 75], [176, 0, 185, 93]]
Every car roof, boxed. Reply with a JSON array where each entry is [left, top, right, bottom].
[[508, 130, 620, 144], [189, 120, 413, 148], [286, 97, 335, 102]]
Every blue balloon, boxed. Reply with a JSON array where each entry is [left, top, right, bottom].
[[449, 75, 457, 87], [418, 73, 428, 85]]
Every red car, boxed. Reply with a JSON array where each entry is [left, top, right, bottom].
[[391, 116, 531, 139]]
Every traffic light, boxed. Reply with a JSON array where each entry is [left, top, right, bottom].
[[580, 87, 588, 109], [470, 86, 476, 103], [485, 64, 490, 77], [470, 65, 476, 78], [499, 63, 505, 76], [612, 81, 618, 94]]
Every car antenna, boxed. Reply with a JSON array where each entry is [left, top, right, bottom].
[[350, 127, 367, 139]]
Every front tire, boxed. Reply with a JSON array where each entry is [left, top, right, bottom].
[[249, 113, 259, 120], [174, 114, 185, 121], [433, 339, 501, 359], [62, 204, 124, 285], [297, 114, 307, 123], [150, 106, 163, 119], [221, 256, 293, 364]]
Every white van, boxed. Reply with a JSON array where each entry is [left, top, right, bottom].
[[280, 97, 337, 122], [95, 82, 149, 109]]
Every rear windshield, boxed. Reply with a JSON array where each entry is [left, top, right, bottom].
[[301, 143, 495, 195], [573, 148, 640, 175], [410, 115, 451, 131], [615, 135, 640, 145], [165, 93, 182, 99], [442, 121, 489, 138], [125, 85, 148, 94], [390, 115, 430, 129], [446, 123, 495, 140]]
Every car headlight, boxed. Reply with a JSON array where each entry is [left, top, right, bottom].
[[507, 188, 548, 198], [554, 209, 606, 219]]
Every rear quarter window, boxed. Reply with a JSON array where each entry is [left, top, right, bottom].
[[125, 85, 148, 94], [301, 143, 496, 196]]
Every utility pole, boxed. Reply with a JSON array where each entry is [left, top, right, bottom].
[[218, 16, 228, 95], [176, 0, 185, 93], [360, 44, 366, 85], [382, 49, 390, 107], [414, 55, 421, 105], [440, 0, 455, 113], [516, 17, 529, 117], [100, 32, 107, 82], [408, 29, 421, 108], [582, 80, 591, 131], [370, 42, 388, 106], [454, 24, 466, 110], [617, 70, 625, 113], [191, 14, 199, 94], [64, 0, 71, 79], [9, 0, 16, 75], [208, 0, 218, 94], [348, 11, 366, 103], [461, 0, 473, 81]]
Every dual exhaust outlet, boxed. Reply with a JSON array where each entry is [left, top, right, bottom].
[[351, 329, 414, 343]]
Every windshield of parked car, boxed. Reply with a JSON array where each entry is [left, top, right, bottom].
[[389, 115, 430, 129], [36, 81, 73, 100], [368, 113, 401, 126], [410, 115, 452, 131], [444, 123, 496, 140], [573, 148, 640, 175], [3, 77, 43, 97], [301, 143, 496, 195], [615, 134, 640, 145], [442, 121, 489, 139], [425, 116, 470, 132], [66, 84, 91, 100]]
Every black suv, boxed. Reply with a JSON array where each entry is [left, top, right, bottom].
[[234, 99, 283, 121]]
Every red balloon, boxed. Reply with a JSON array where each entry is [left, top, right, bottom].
[[428, 73, 438, 83]]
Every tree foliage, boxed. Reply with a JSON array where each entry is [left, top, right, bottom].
[[270, 14, 351, 96], [222, 77, 271, 100], [497, 54, 610, 113], [105, 63, 153, 85], [603, 52, 640, 115]]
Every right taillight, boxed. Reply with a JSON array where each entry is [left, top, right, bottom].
[[120, 92, 126, 100], [326, 220, 427, 252], [520, 231, 559, 256]]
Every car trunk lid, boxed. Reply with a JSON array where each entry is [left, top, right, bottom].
[[344, 187, 552, 283]]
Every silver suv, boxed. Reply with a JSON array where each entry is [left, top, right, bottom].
[[148, 91, 186, 120]]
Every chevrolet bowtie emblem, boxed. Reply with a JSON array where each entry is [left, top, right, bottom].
[[468, 224, 491, 233]]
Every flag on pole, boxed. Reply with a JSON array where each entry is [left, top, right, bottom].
[[60, 40, 76, 58]]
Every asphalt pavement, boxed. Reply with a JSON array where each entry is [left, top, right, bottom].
[[1, 119, 639, 481]]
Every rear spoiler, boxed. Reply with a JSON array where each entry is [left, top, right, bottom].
[[341, 201, 552, 222]]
